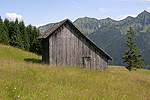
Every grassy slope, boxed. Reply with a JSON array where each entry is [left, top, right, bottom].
[[0, 44, 150, 100]]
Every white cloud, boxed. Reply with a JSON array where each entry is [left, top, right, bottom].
[[148, 7, 150, 9], [115, 14, 137, 21], [5, 13, 22, 20], [99, 8, 107, 13]]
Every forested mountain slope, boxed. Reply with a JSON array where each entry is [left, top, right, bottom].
[[88, 10, 150, 69]]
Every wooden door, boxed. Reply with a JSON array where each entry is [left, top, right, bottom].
[[82, 57, 91, 69]]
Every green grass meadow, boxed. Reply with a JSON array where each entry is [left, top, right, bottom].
[[0, 44, 150, 100]]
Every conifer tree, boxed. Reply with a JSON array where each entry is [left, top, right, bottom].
[[9, 21, 15, 45], [26, 24, 32, 43], [28, 25, 35, 52], [29, 26, 42, 54], [34, 28, 42, 55], [0, 17, 9, 45], [4, 18, 10, 43], [19, 21, 30, 50], [0, 31, 9, 45], [122, 26, 145, 71], [11, 18, 23, 48], [23, 29, 30, 51]]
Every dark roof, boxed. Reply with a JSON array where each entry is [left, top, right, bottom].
[[37, 19, 67, 39], [37, 19, 112, 60]]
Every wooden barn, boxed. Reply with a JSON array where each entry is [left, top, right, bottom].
[[37, 19, 112, 70]]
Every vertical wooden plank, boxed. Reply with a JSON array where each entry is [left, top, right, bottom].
[[84, 44, 87, 57], [72, 29, 75, 66], [96, 51, 99, 70], [95, 50, 97, 70], [97, 51, 101, 70], [93, 47, 96, 69], [78, 35, 82, 67], [59, 29, 62, 65], [57, 29, 60, 66], [66, 24, 70, 66], [73, 31, 77, 66], [68, 24, 71, 66], [101, 55, 104, 69], [49, 36, 52, 65], [52, 33, 55, 65], [55, 32, 58, 66], [70, 28, 74, 66], [84, 39, 87, 57], [75, 31, 78, 66], [105, 58, 108, 71], [70, 26, 73, 66], [65, 26, 68, 65], [90, 48, 93, 69], [91, 49, 95, 69], [95, 49, 97, 69], [91, 47, 94, 69], [53, 33, 56, 65], [88, 46, 91, 57], [98, 52, 102, 70], [100, 54, 102, 70], [62, 26, 66, 65], [103, 57, 108, 70], [100, 53, 102, 70], [59, 30, 61, 65]]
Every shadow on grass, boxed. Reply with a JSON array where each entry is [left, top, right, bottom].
[[24, 58, 42, 63]]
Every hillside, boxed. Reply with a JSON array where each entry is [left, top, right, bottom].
[[0, 44, 150, 99]]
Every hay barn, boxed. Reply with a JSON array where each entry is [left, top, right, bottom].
[[38, 19, 112, 70]]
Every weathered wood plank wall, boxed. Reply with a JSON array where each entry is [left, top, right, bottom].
[[47, 22, 108, 70]]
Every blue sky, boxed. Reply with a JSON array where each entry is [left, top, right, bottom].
[[1, 0, 150, 27]]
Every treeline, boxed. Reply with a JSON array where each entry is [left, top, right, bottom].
[[0, 17, 42, 55]]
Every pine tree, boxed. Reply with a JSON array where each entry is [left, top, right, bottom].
[[19, 21, 30, 50], [26, 24, 32, 46], [11, 18, 23, 48], [0, 17, 9, 45], [29, 26, 42, 54], [23, 28, 30, 51], [9, 21, 15, 45], [30, 26, 37, 52], [122, 26, 145, 71], [34, 28, 42, 55], [4, 18, 10, 43], [0, 31, 9, 45]]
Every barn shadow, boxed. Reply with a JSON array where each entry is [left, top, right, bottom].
[[24, 58, 42, 63]]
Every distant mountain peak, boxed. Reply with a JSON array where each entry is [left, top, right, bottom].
[[106, 17, 113, 20], [135, 10, 150, 25], [137, 10, 150, 17], [126, 16, 134, 19], [142, 10, 149, 13]]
